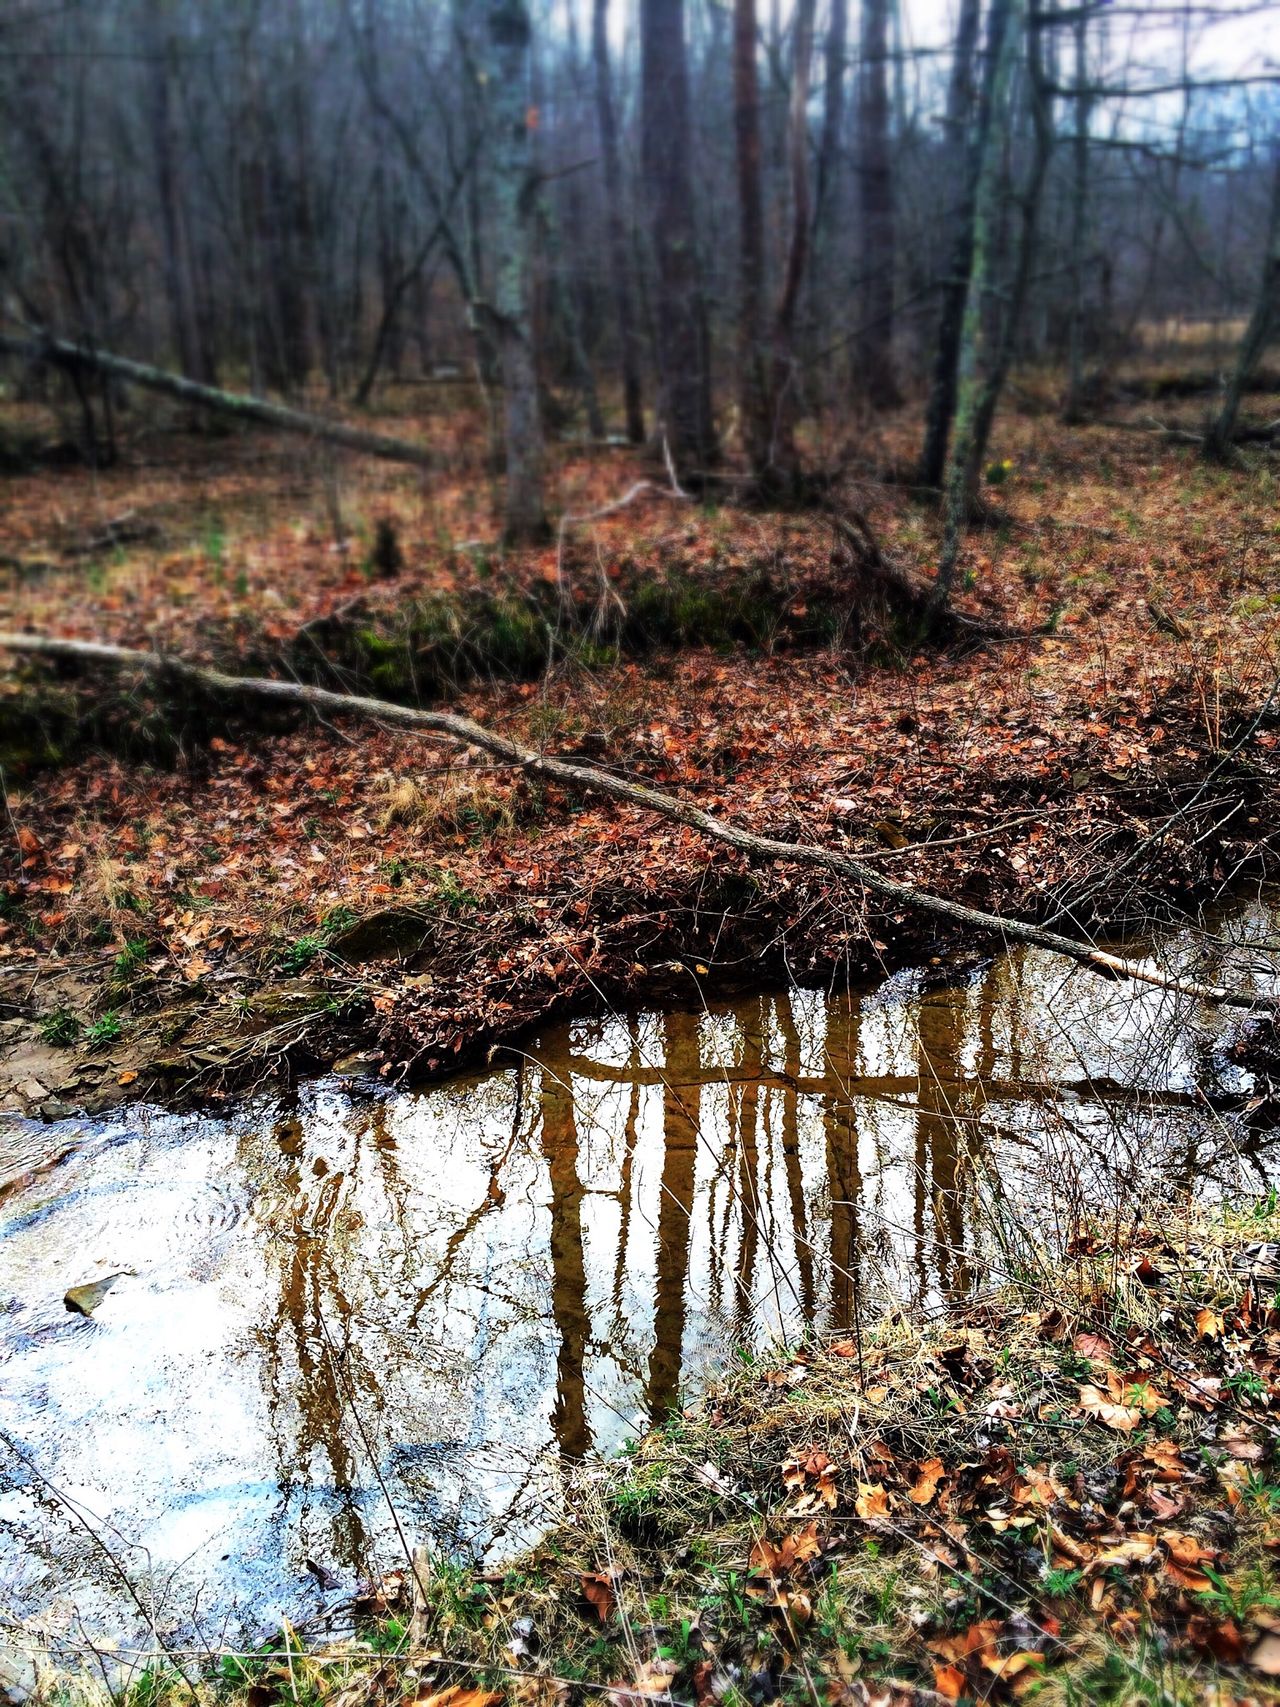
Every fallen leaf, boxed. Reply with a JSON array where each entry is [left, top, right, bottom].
[[1073, 1330, 1112, 1362], [908, 1458, 946, 1506], [1079, 1383, 1141, 1432], [932, 1664, 966, 1700], [855, 1482, 891, 1520], [1195, 1306, 1223, 1339], [580, 1571, 616, 1624]]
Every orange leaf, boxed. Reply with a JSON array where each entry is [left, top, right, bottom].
[[932, 1664, 966, 1700], [855, 1482, 891, 1520], [1079, 1383, 1140, 1432], [581, 1571, 616, 1624], [908, 1457, 946, 1506]]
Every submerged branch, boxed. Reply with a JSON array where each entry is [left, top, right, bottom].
[[0, 629, 1272, 1015]]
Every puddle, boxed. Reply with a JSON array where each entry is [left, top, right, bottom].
[[2, 900, 1278, 1649]]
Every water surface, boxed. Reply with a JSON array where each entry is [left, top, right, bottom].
[[2, 906, 1278, 1650]]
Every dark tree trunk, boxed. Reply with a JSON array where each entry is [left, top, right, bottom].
[[856, 0, 899, 408], [733, 0, 770, 475], [592, 0, 645, 444], [918, 0, 983, 488], [641, 0, 717, 471], [1205, 150, 1280, 461], [143, 0, 205, 383]]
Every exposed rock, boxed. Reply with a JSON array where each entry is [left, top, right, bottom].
[[64, 1273, 126, 1317]]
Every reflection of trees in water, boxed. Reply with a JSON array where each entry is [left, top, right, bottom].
[[647, 1016, 701, 1420], [243, 934, 1280, 1565], [248, 1102, 377, 1577]]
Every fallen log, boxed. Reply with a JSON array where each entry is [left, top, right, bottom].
[[0, 629, 1273, 1016], [0, 332, 435, 470]]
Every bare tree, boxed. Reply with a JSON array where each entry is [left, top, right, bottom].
[[641, 0, 717, 471], [482, 0, 547, 542], [1204, 146, 1280, 460], [592, 0, 646, 443], [855, 0, 899, 407]]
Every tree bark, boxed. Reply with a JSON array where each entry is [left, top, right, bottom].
[[733, 0, 770, 476], [1204, 149, 1280, 462], [769, 0, 817, 475], [933, 0, 1025, 607], [856, 0, 899, 408], [0, 331, 435, 468], [2, 629, 1272, 1017], [592, 0, 646, 444], [484, 0, 548, 543], [641, 0, 717, 472], [917, 0, 984, 489], [1061, 6, 1092, 423]]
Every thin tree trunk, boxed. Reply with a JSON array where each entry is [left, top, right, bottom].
[[1062, 6, 1091, 422], [641, 0, 717, 471], [592, 0, 645, 444], [0, 332, 435, 467], [1205, 150, 1280, 462], [484, 0, 547, 543], [917, 0, 983, 489], [933, 0, 1023, 607], [951, 6, 1054, 511], [143, 0, 203, 383], [814, 0, 849, 247], [768, 0, 817, 475], [733, 0, 770, 476], [856, 0, 899, 408], [3, 629, 1273, 1017]]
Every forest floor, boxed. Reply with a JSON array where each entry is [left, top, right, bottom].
[[0, 366, 1278, 1121]]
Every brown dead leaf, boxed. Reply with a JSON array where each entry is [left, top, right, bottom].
[[581, 1571, 616, 1624], [1195, 1306, 1224, 1339], [417, 1690, 501, 1707], [1073, 1330, 1112, 1363], [855, 1482, 891, 1520], [1078, 1383, 1141, 1432], [931, 1665, 966, 1701], [908, 1458, 946, 1506]]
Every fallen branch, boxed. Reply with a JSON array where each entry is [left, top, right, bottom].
[[0, 629, 1273, 1015], [0, 332, 436, 470]]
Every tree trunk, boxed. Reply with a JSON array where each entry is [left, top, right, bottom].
[[1205, 149, 1280, 462], [814, 0, 849, 250], [1061, 6, 1091, 422], [950, 5, 1052, 506], [592, 0, 645, 444], [768, 0, 817, 475], [733, 0, 770, 476], [917, 0, 984, 489], [484, 0, 548, 543], [856, 0, 899, 408], [143, 0, 204, 384], [0, 332, 435, 467], [933, 0, 1023, 606], [641, 0, 717, 472]]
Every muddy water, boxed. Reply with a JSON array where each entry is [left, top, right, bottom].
[[2, 906, 1278, 1650]]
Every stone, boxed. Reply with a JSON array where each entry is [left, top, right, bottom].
[[64, 1273, 126, 1317]]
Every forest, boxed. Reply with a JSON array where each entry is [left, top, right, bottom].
[[2, 0, 1280, 1702]]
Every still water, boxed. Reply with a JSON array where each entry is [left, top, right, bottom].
[[1, 908, 1278, 1650]]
